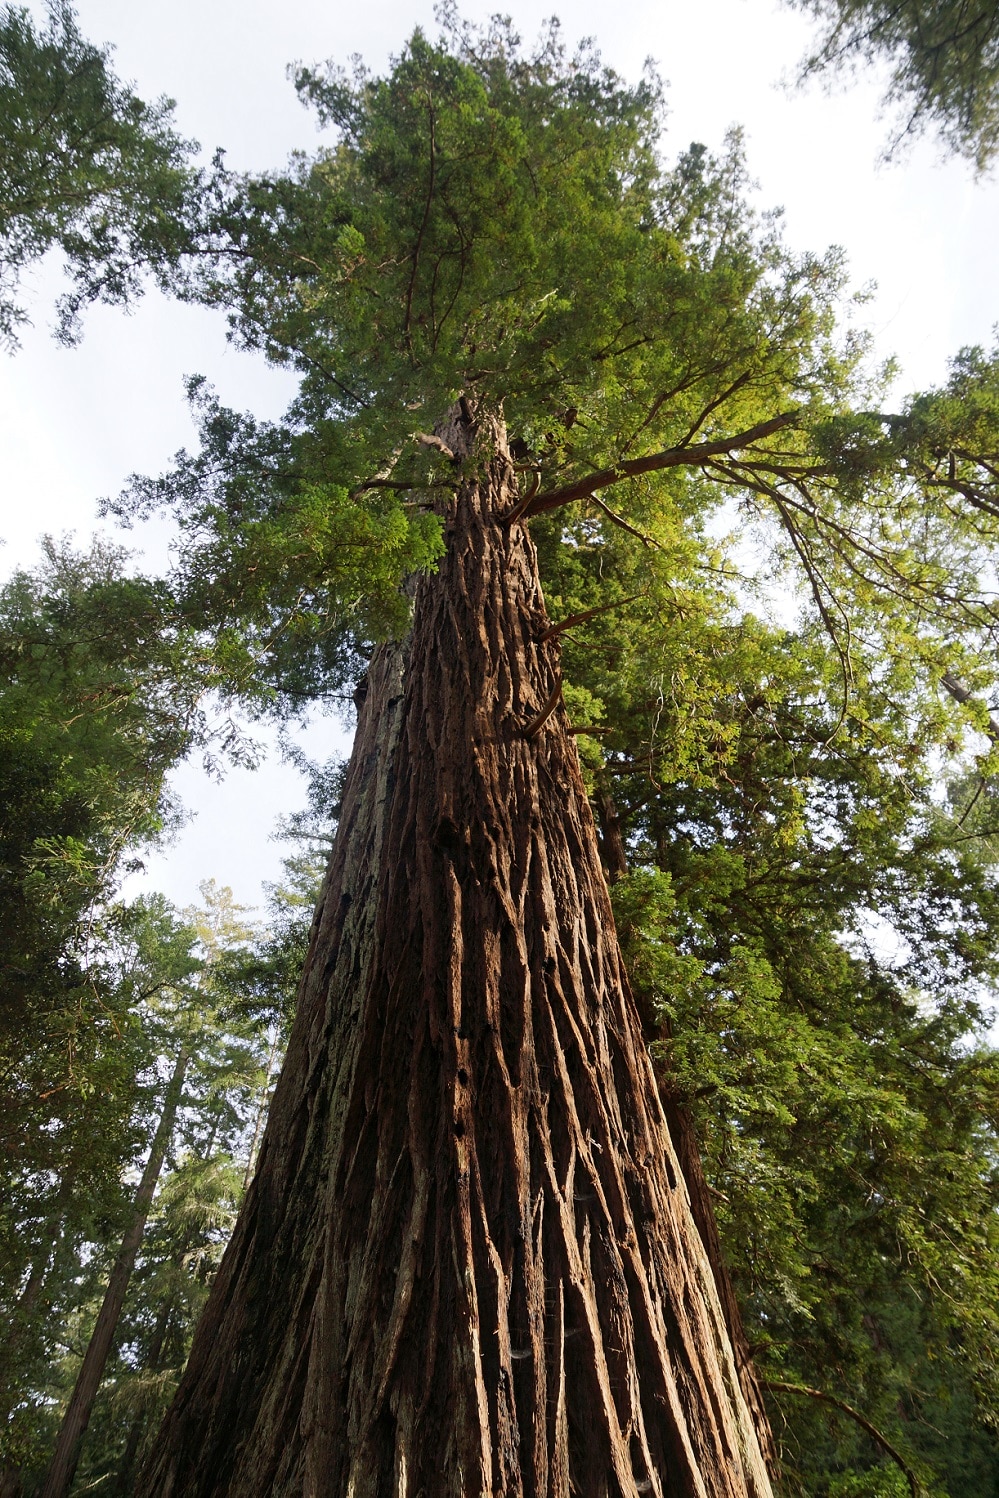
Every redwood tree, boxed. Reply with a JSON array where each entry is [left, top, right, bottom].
[[124, 17, 999, 1495]]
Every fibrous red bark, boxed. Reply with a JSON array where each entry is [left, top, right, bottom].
[[139, 410, 774, 1498]]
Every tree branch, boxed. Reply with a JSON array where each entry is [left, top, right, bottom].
[[414, 431, 456, 461], [941, 670, 999, 742], [762, 1380, 923, 1498], [586, 493, 662, 549], [523, 678, 563, 738], [520, 412, 799, 518], [538, 590, 647, 643], [500, 468, 541, 526], [357, 478, 442, 492], [672, 368, 754, 451]]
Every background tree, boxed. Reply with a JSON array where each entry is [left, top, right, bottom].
[[0, 535, 240, 1493], [63, 874, 321, 1497], [0, 536, 204, 1173], [1, 884, 297, 1498], [585, 607, 999, 1493], [0, 897, 199, 1493], [787, 0, 999, 168], [0, 0, 201, 347], [39, 1030, 192, 1498]]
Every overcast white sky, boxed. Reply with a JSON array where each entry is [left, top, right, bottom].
[[3, 0, 999, 913]]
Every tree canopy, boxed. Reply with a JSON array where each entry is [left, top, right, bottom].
[[0, 0, 199, 346], [788, 0, 999, 168], [4, 8, 999, 1495]]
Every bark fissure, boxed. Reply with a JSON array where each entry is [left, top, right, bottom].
[[139, 412, 774, 1498]]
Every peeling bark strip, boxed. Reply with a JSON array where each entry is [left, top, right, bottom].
[[139, 414, 774, 1498]]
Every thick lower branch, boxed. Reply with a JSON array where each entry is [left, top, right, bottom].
[[521, 413, 799, 518]]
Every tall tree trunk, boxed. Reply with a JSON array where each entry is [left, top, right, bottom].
[[114, 1298, 175, 1496], [243, 1027, 281, 1191], [39, 1044, 190, 1498], [139, 411, 774, 1498], [595, 780, 630, 885]]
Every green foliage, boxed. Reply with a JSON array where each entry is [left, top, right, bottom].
[[789, 0, 999, 168], [525, 369, 999, 1489], [110, 15, 999, 738], [0, 896, 200, 1481], [97, 16, 999, 1485], [108, 16, 864, 709], [828, 1470, 910, 1498], [110, 377, 445, 713], [6, 8, 999, 1492], [595, 594, 999, 1492], [0, 540, 225, 1486], [0, 537, 201, 1106], [78, 1151, 245, 1494], [63, 879, 310, 1493], [0, 0, 199, 345], [0, 533, 319, 1489], [0, 883, 296, 1493], [0, 539, 199, 1249]]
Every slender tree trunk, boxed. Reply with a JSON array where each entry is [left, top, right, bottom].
[[13, 1211, 62, 1320], [595, 780, 630, 885], [139, 411, 774, 1497], [243, 1028, 281, 1191], [39, 1044, 191, 1498], [114, 1299, 175, 1496]]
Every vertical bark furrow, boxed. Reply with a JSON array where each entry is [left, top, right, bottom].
[[138, 415, 774, 1498]]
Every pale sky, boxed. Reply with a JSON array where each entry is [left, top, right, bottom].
[[3, 0, 999, 912]]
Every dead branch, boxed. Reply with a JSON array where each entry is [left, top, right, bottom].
[[414, 431, 457, 461], [762, 1380, 923, 1498], [587, 493, 661, 549], [941, 670, 999, 742], [523, 678, 563, 738], [500, 468, 542, 526]]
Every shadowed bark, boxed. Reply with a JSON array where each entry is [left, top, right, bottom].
[[138, 410, 774, 1498]]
